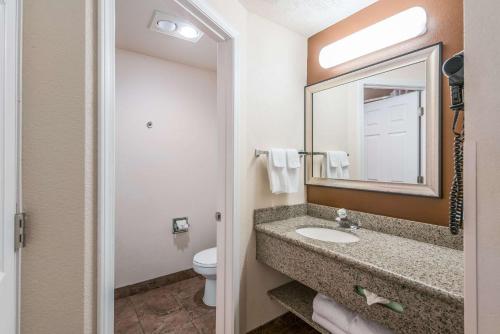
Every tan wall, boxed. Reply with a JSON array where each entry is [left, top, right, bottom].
[[464, 0, 500, 331], [21, 0, 96, 333], [307, 0, 463, 226]]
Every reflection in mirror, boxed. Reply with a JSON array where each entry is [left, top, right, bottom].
[[312, 62, 426, 184], [305, 44, 441, 197]]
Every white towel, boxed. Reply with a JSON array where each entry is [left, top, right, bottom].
[[336, 151, 350, 179], [323, 152, 341, 179], [267, 149, 287, 194], [323, 151, 350, 179], [312, 312, 348, 334], [286, 149, 301, 168], [312, 293, 355, 332], [349, 315, 393, 334], [285, 149, 300, 193]]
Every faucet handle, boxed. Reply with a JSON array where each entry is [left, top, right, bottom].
[[337, 208, 348, 219]]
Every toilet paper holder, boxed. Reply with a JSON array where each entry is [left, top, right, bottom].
[[172, 217, 190, 234]]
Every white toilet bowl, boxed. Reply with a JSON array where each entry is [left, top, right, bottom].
[[193, 247, 217, 307]]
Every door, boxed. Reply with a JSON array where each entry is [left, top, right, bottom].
[[0, 1, 21, 333], [363, 91, 420, 183]]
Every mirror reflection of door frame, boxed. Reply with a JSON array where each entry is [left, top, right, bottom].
[[360, 84, 425, 183]]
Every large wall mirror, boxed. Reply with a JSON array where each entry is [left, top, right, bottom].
[[305, 44, 441, 197]]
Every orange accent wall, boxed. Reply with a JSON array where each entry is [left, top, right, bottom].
[[307, 0, 463, 226]]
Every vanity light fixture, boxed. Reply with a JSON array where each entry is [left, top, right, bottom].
[[149, 10, 203, 43], [319, 6, 428, 69]]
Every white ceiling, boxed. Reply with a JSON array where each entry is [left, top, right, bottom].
[[239, 0, 378, 37], [116, 0, 217, 71]]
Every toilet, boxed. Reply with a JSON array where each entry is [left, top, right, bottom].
[[193, 247, 217, 307]]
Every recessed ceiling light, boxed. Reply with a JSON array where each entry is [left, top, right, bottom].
[[157, 20, 177, 33], [149, 10, 204, 43], [178, 25, 199, 39]]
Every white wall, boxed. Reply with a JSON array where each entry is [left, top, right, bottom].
[[464, 1, 500, 332], [313, 82, 362, 179], [115, 49, 217, 287]]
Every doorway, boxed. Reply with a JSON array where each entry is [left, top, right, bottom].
[[0, 0, 21, 333], [97, 1, 239, 333]]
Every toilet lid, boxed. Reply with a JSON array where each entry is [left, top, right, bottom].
[[193, 247, 217, 268]]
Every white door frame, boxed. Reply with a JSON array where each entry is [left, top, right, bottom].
[[97, 1, 240, 333], [1, 0, 22, 333]]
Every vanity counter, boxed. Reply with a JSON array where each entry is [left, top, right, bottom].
[[255, 210, 464, 333], [255, 215, 463, 304]]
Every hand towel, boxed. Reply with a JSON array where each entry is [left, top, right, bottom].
[[349, 315, 394, 334], [271, 148, 286, 168], [267, 149, 287, 194], [286, 149, 301, 169], [285, 149, 300, 193], [336, 151, 350, 179], [312, 312, 348, 334], [323, 152, 342, 179], [312, 293, 355, 332]]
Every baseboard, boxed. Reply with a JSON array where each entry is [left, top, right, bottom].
[[115, 268, 200, 299]]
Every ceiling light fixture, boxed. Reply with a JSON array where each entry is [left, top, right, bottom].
[[319, 7, 428, 69], [178, 25, 199, 39], [157, 20, 177, 33], [149, 10, 203, 43]]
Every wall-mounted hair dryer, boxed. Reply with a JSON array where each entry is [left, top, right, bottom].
[[443, 51, 464, 112], [442, 51, 464, 235]]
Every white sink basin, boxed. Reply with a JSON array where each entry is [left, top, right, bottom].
[[295, 227, 359, 243]]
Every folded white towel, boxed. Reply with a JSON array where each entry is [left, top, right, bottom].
[[336, 151, 350, 179], [285, 149, 300, 193], [267, 149, 287, 194], [313, 293, 355, 332], [349, 315, 393, 334], [286, 149, 301, 169], [312, 312, 348, 334], [336, 151, 350, 167], [328, 152, 340, 167], [323, 152, 342, 179], [271, 148, 286, 168]]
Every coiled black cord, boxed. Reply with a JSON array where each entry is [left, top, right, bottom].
[[449, 111, 464, 235]]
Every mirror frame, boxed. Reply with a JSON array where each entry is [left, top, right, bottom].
[[305, 43, 442, 197]]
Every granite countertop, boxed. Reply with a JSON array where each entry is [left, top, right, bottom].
[[255, 215, 464, 305]]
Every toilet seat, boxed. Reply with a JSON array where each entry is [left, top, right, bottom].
[[193, 247, 216, 268]]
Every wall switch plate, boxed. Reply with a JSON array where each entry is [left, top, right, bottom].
[[172, 217, 189, 234]]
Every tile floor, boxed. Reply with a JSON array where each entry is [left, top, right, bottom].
[[115, 276, 215, 334]]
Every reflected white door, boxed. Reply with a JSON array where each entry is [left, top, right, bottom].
[[363, 92, 420, 183], [0, 1, 20, 333]]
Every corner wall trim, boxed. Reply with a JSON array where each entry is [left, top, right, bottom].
[[464, 140, 477, 334]]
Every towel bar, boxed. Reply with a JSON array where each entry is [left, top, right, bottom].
[[255, 149, 348, 158], [255, 149, 308, 158]]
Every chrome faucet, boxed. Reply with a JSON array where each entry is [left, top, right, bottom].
[[335, 208, 360, 231]]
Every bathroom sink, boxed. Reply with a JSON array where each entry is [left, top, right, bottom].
[[295, 227, 359, 243]]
